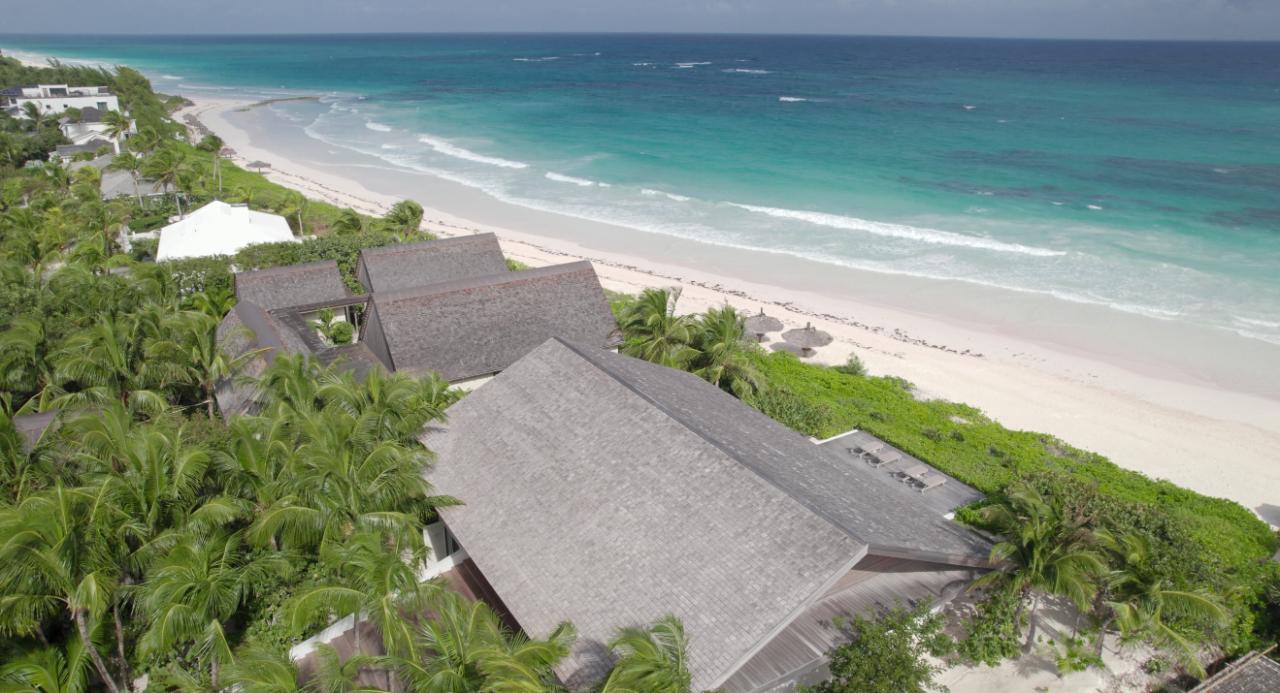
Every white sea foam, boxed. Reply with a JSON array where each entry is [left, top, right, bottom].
[[159, 74, 184, 81], [778, 96, 808, 103], [726, 203, 1066, 257], [365, 121, 392, 132], [416, 134, 528, 169], [963, 104, 977, 110], [1087, 204, 1104, 210], [641, 188, 692, 202], [723, 68, 771, 74], [380, 144, 402, 150], [632, 62, 655, 66], [546, 172, 599, 187], [675, 61, 712, 68], [513, 56, 560, 62], [1234, 316, 1280, 329]]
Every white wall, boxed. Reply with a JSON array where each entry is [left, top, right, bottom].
[[9, 91, 120, 117]]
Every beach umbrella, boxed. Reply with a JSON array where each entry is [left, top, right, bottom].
[[744, 309, 784, 342], [782, 322, 833, 357], [770, 342, 808, 357], [247, 160, 270, 174]]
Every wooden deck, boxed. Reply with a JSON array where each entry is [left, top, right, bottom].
[[720, 555, 979, 693], [817, 430, 984, 516]]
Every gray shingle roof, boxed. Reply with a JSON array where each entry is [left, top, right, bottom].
[[421, 338, 989, 691], [233, 260, 348, 311], [357, 233, 509, 294], [369, 261, 619, 382], [214, 301, 312, 416], [1193, 650, 1280, 693], [12, 411, 58, 453]]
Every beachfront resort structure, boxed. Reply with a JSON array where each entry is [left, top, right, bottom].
[[214, 233, 620, 415], [416, 338, 990, 691], [155, 200, 297, 262], [1, 83, 120, 117], [56, 105, 134, 154]]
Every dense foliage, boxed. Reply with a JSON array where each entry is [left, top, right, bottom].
[[800, 603, 952, 693]]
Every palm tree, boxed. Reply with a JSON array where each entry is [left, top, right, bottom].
[[290, 531, 437, 672], [316, 368, 458, 445], [1094, 530, 1228, 675], [101, 111, 131, 151], [249, 404, 443, 551], [279, 190, 307, 235], [691, 305, 763, 400], [0, 640, 92, 693], [599, 615, 691, 693], [0, 484, 128, 693], [21, 102, 47, 131], [128, 127, 160, 155], [147, 310, 260, 417], [136, 530, 291, 690], [331, 208, 364, 235], [382, 200, 424, 235], [141, 145, 190, 212], [381, 589, 576, 693], [221, 643, 372, 693], [50, 312, 171, 416], [0, 317, 54, 405], [619, 288, 699, 368], [184, 286, 237, 320], [972, 481, 1107, 652], [106, 152, 144, 206]]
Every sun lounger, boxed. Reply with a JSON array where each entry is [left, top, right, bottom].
[[900, 464, 928, 481], [918, 475, 947, 493], [867, 448, 902, 468]]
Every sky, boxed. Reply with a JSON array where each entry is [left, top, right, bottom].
[[5, 0, 1280, 41]]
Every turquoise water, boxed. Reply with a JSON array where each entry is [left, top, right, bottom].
[[5, 34, 1279, 343]]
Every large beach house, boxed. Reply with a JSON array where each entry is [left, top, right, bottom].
[[418, 337, 992, 692], [215, 234, 620, 415], [1, 83, 119, 117]]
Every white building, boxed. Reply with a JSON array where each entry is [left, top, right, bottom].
[[156, 201, 298, 262], [58, 106, 135, 154], [2, 84, 121, 117]]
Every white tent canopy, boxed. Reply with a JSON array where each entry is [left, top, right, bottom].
[[156, 200, 297, 262]]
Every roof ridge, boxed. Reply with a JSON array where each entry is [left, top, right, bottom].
[[360, 232, 499, 257], [550, 338, 869, 547], [372, 261, 593, 305]]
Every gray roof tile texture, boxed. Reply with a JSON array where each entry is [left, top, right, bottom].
[[421, 339, 989, 691], [233, 261, 349, 311], [371, 261, 619, 381], [358, 233, 510, 294]]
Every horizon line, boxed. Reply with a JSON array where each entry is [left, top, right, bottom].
[[2, 30, 1279, 44]]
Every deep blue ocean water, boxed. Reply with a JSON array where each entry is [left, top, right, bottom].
[[4, 34, 1279, 342]]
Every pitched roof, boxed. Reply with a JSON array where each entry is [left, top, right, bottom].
[[357, 233, 509, 294], [234, 260, 349, 311], [214, 301, 311, 416], [1193, 649, 1280, 693], [421, 339, 989, 691], [368, 261, 619, 382], [156, 201, 297, 262]]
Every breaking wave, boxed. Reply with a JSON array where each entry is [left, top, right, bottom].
[[416, 134, 528, 169]]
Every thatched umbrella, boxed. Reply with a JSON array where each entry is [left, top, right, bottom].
[[781, 322, 833, 357], [770, 342, 807, 357], [247, 160, 270, 174], [744, 309, 784, 342]]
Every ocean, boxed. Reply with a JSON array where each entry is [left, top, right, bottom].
[[4, 34, 1279, 344]]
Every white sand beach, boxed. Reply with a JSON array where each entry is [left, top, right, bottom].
[[180, 95, 1280, 518]]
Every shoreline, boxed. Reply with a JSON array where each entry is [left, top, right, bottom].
[[179, 93, 1280, 518]]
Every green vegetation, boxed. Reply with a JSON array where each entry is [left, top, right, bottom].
[[800, 603, 952, 693], [613, 288, 1280, 679]]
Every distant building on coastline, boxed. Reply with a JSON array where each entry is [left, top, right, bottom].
[[155, 200, 297, 262], [214, 233, 620, 416], [2, 84, 120, 117]]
